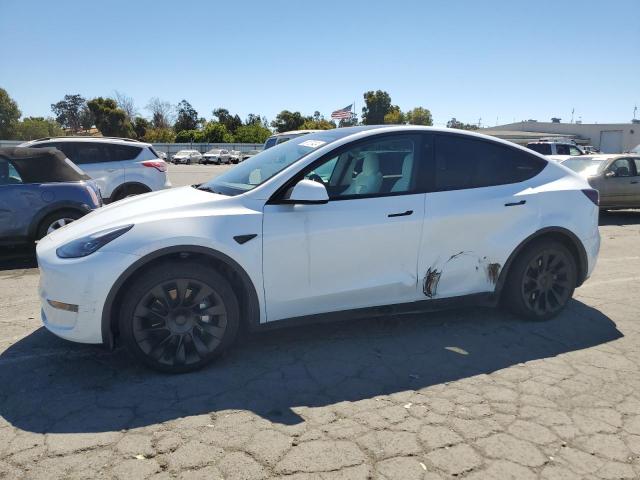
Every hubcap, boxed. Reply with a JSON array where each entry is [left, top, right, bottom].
[[521, 249, 571, 316], [132, 279, 228, 367], [47, 218, 75, 234]]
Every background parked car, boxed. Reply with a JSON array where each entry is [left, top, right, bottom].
[[263, 130, 321, 149], [20, 137, 170, 203], [526, 140, 585, 158], [172, 150, 202, 165], [228, 150, 242, 164], [0, 147, 101, 245], [560, 154, 640, 209], [200, 149, 230, 165], [241, 149, 261, 161]]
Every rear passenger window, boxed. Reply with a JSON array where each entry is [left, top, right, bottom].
[[633, 158, 640, 176], [434, 135, 546, 191], [528, 143, 551, 155], [556, 145, 570, 155], [74, 143, 108, 164]]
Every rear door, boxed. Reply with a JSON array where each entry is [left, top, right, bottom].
[[417, 133, 546, 299], [75, 142, 124, 199]]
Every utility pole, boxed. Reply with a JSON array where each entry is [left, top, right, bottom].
[[571, 108, 575, 124]]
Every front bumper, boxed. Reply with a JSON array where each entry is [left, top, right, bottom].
[[37, 237, 138, 344]]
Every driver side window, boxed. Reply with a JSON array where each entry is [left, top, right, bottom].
[[303, 136, 417, 200], [609, 159, 632, 177]]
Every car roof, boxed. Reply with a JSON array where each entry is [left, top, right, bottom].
[[21, 136, 151, 148], [269, 129, 324, 137]]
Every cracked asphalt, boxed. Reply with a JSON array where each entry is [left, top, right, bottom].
[[1, 209, 639, 479]]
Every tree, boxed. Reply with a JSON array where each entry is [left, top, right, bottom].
[[406, 107, 433, 126], [383, 106, 405, 124], [0, 88, 21, 139], [234, 123, 272, 143], [361, 90, 393, 125], [51, 94, 88, 132], [300, 118, 336, 130], [174, 100, 199, 132], [15, 117, 64, 140], [201, 122, 233, 143], [87, 97, 135, 138], [143, 127, 175, 143], [271, 110, 305, 133], [446, 117, 479, 130], [79, 106, 94, 130], [146, 97, 174, 129], [175, 129, 200, 143], [132, 116, 150, 139], [245, 113, 265, 126], [213, 108, 242, 134], [114, 91, 137, 120]]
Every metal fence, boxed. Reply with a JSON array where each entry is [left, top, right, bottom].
[[0, 140, 264, 155]]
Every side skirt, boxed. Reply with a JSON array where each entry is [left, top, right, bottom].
[[249, 292, 498, 332]]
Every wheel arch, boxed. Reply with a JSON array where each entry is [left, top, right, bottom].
[[28, 202, 89, 240], [495, 226, 589, 300], [109, 182, 151, 202], [101, 245, 261, 349]]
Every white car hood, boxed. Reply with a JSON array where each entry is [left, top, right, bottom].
[[43, 186, 228, 246]]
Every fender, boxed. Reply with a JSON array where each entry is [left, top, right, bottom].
[[494, 226, 589, 297], [28, 200, 92, 239], [100, 245, 261, 349], [109, 182, 151, 202]]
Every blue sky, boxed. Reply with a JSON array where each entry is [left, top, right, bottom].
[[1, 0, 638, 126]]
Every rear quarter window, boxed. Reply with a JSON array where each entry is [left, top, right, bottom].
[[107, 144, 143, 161], [434, 134, 546, 191], [527, 143, 552, 155]]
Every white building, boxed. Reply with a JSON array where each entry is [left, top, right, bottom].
[[480, 121, 640, 153]]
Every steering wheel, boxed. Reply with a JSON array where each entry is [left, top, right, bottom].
[[307, 173, 326, 186]]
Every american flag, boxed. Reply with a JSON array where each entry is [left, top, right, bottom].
[[331, 104, 353, 120]]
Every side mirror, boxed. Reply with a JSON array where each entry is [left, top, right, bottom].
[[284, 179, 329, 204], [605, 170, 616, 178]]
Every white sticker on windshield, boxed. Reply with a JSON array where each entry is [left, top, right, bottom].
[[299, 140, 326, 149]]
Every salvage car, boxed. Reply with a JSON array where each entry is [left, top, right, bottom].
[[560, 154, 640, 209], [0, 147, 101, 245], [37, 126, 600, 372]]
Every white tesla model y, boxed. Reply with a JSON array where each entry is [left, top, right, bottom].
[[37, 126, 600, 372]]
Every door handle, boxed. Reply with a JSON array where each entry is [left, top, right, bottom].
[[631, 181, 639, 184], [106, 168, 117, 173], [504, 200, 526, 207], [388, 210, 413, 217]]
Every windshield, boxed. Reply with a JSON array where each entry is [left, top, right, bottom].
[[199, 128, 367, 196], [175, 151, 190, 156], [206, 149, 221, 154], [561, 157, 607, 176]]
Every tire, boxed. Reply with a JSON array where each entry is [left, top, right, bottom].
[[36, 209, 84, 240], [504, 239, 577, 321], [118, 260, 240, 373]]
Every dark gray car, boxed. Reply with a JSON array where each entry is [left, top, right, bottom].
[[0, 147, 102, 245]]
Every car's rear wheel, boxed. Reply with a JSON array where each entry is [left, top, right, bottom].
[[37, 209, 83, 239], [119, 261, 240, 373], [504, 239, 577, 321]]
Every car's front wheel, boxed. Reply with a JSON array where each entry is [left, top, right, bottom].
[[37, 209, 83, 239], [504, 239, 577, 321], [119, 261, 240, 373]]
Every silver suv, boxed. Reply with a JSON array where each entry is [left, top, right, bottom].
[[20, 137, 171, 202]]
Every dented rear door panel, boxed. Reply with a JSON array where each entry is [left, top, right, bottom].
[[419, 182, 539, 299]]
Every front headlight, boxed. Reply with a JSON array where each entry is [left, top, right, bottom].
[[56, 225, 134, 259]]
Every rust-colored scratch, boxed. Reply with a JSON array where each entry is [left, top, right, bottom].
[[423, 268, 441, 298], [486, 263, 500, 284]]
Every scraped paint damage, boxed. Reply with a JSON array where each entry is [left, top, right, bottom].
[[422, 252, 501, 298], [423, 267, 441, 298]]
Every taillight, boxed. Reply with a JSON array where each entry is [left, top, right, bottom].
[[142, 160, 167, 172], [581, 189, 599, 206]]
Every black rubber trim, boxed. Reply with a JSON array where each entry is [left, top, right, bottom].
[[101, 245, 260, 349]]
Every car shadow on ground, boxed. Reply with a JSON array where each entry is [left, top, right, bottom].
[[599, 209, 640, 226], [0, 300, 622, 433], [0, 245, 37, 271]]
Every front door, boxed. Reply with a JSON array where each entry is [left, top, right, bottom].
[[599, 158, 636, 208], [262, 134, 426, 321]]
